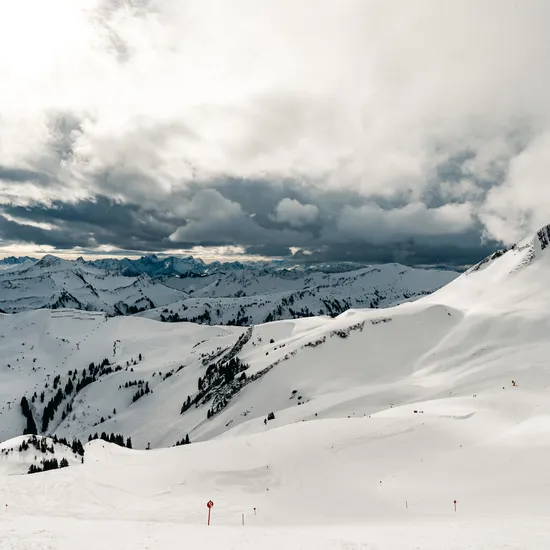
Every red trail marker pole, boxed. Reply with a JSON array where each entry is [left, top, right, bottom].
[[207, 500, 214, 525]]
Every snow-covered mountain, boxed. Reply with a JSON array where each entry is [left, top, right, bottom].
[[3, 229, 550, 547], [141, 263, 459, 325], [83, 254, 209, 277], [0, 255, 458, 323], [0, 255, 185, 315], [82, 254, 375, 277], [0, 225, 548, 447], [0, 255, 37, 265], [0, 255, 36, 271]]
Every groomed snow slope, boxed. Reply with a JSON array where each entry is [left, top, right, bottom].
[[3, 228, 550, 547]]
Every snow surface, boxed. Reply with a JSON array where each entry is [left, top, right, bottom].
[[2, 230, 550, 547]]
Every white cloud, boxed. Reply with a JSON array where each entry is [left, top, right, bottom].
[[1, 0, 550, 246], [271, 198, 319, 227], [333, 202, 474, 244], [1, 212, 56, 231], [169, 189, 248, 243], [480, 132, 550, 244]]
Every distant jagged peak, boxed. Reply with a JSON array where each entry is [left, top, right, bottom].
[[0, 255, 37, 265], [141, 254, 159, 262], [36, 254, 63, 267]]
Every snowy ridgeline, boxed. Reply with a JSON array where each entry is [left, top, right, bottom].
[[0, 254, 458, 325]]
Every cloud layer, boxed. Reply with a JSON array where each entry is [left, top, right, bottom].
[[1, 0, 549, 264]]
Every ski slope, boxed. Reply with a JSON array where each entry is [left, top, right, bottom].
[[2, 227, 550, 547]]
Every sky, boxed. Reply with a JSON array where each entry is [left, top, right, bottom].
[[0, 0, 549, 266]]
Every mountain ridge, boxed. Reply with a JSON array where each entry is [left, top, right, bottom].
[[0, 256, 458, 323]]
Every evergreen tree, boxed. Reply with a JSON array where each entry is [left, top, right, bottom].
[[20, 396, 29, 416], [26, 412, 37, 435]]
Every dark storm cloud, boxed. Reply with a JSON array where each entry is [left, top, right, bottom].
[[245, 244, 293, 257], [0, 214, 92, 249], [292, 240, 497, 268], [0, 178, 496, 265], [1, 196, 175, 251]]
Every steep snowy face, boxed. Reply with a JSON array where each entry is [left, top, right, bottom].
[[423, 224, 550, 312]]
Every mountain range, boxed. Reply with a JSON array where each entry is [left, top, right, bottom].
[[1, 227, 550, 546], [0, 254, 459, 324]]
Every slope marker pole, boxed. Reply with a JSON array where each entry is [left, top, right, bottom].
[[206, 500, 214, 525]]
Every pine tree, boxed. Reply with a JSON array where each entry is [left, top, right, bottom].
[[20, 396, 29, 416], [126, 437, 132, 449]]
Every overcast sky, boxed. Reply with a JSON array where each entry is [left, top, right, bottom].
[[1, 0, 549, 265]]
